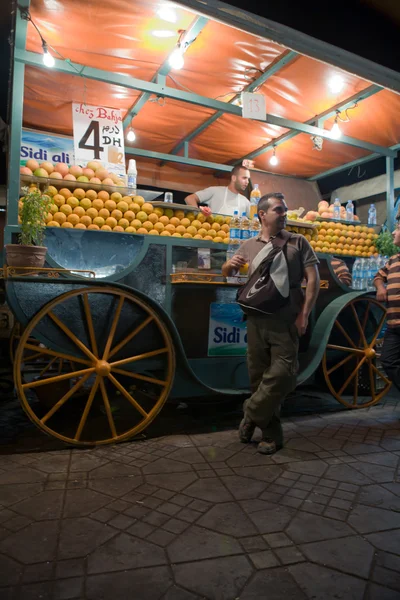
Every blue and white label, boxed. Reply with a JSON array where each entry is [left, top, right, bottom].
[[21, 129, 74, 166], [208, 303, 247, 356]]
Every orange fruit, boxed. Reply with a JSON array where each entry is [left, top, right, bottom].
[[136, 227, 148, 235], [104, 200, 117, 212], [67, 214, 80, 225], [180, 218, 191, 228], [159, 216, 169, 226], [202, 222, 211, 231], [85, 189, 97, 201], [86, 207, 98, 220], [165, 224, 175, 233], [111, 209, 123, 221], [129, 203, 141, 213], [193, 234, 203, 240], [111, 192, 123, 203], [88, 224, 100, 230], [53, 194, 65, 207], [186, 212, 195, 222], [154, 207, 164, 218], [59, 188, 72, 199], [154, 222, 164, 232], [124, 211, 135, 222], [61, 221, 74, 228], [98, 208, 110, 220], [136, 211, 147, 222], [119, 218, 130, 229], [125, 226, 136, 233], [208, 229, 217, 238], [117, 201, 129, 213], [80, 215, 92, 227], [160, 230, 171, 237], [93, 217, 105, 227], [142, 221, 153, 231], [149, 229, 159, 236], [92, 199, 104, 211], [73, 206, 85, 217], [113, 226, 124, 232], [131, 219, 142, 229], [105, 217, 117, 229], [213, 236, 223, 243], [169, 217, 180, 227], [60, 204, 72, 215], [101, 225, 112, 231], [97, 190, 110, 201], [174, 210, 185, 220], [148, 213, 159, 224], [142, 203, 153, 215], [192, 220, 202, 229], [172, 232, 182, 238], [197, 228, 207, 237], [197, 213, 206, 223], [47, 221, 60, 227], [74, 223, 86, 230], [203, 235, 213, 241], [54, 212, 66, 224]]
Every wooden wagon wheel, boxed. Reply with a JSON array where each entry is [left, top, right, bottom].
[[322, 297, 391, 408], [14, 287, 175, 446]]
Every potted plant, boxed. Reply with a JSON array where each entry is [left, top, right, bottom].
[[5, 187, 52, 269]]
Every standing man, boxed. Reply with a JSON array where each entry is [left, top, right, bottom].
[[185, 165, 250, 216], [222, 193, 320, 455], [374, 221, 400, 392]]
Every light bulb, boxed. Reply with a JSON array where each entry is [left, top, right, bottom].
[[157, 5, 177, 23], [330, 121, 342, 139], [42, 46, 55, 68], [126, 128, 136, 142], [269, 153, 278, 166], [328, 74, 344, 94], [152, 30, 175, 38], [169, 47, 184, 70]]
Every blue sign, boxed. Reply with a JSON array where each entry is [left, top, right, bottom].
[[21, 129, 74, 166], [208, 302, 247, 357]]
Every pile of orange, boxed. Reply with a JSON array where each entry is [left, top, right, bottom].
[[311, 221, 378, 257], [21, 186, 232, 243]]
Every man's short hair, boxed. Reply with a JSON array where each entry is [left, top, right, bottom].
[[231, 165, 248, 177], [258, 192, 285, 213]]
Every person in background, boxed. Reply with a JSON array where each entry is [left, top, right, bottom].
[[374, 221, 400, 392], [185, 165, 250, 216], [222, 193, 320, 454], [331, 257, 352, 287]]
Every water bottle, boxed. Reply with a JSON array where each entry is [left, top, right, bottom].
[[127, 159, 137, 195], [250, 184, 261, 219], [346, 200, 354, 222], [164, 192, 173, 203], [359, 257, 368, 290], [368, 203, 377, 225], [227, 211, 241, 262], [367, 257, 375, 291], [250, 215, 260, 238], [240, 211, 250, 243], [352, 258, 361, 290], [333, 198, 341, 220]]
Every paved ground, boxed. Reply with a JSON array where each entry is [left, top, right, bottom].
[[1, 385, 400, 599]]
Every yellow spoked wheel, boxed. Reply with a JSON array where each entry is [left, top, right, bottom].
[[14, 287, 175, 445], [322, 297, 391, 408], [9, 323, 44, 364]]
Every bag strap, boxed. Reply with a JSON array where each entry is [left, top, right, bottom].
[[250, 230, 292, 274]]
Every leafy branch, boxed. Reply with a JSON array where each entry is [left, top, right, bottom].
[[374, 230, 399, 258], [19, 187, 52, 246]]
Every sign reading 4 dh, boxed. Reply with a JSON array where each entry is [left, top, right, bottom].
[[72, 103, 125, 176]]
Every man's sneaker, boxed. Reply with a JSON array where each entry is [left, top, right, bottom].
[[238, 416, 256, 443], [257, 438, 282, 455]]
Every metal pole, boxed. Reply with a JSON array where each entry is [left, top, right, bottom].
[[386, 156, 395, 232], [5, 0, 30, 245]]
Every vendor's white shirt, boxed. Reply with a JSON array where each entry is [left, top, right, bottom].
[[196, 186, 249, 216]]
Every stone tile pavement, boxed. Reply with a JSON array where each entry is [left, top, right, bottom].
[[1, 394, 400, 599]]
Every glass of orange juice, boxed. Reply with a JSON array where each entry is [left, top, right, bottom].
[[239, 263, 248, 275]]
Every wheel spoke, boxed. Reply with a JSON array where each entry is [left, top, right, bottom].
[[39, 356, 58, 378], [99, 378, 118, 439], [102, 296, 124, 361], [23, 351, 44, 362], [74, 376, 100, 441], [338, 356, 367, 396], [110, 347, 169, 368], [109, 315, 153, 359], [334, 320, 357, 349], [83, 293, 99, 356], [360, 302, 370, 344], [48, 311, 97, 362], [327, 353, 355, 376], [23, 343, 91, 366], [370, 312, 387, 349], [368, 361, 376, 403], [41, 372, 92, 424], [111, 367, 167, 386], [57, 358, 63, 375], [353, 359, 359, 405], [107, 373, 148, 418], [22, 367, 95, 389], [351, 304, 367, 348], [327, 344, 365, 355], [371, 362, 392, 386]]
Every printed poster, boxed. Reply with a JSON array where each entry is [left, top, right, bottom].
[[208, 302, 247, 357], [21, 129, 74, 167]]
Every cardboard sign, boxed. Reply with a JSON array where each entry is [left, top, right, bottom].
[[208, 303, 247, 357], [72, 103, 125, 176], [241, 92, 266, 121]]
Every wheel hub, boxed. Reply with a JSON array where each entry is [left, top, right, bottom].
[[364, 347, 376, 359], [95, 360, 111, 376]]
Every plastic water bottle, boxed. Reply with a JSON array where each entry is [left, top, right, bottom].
[[227, 211, 241, 262], [250, 215, 260, 238], [127, 159, 137, 195], [359, 257, 368, 290], [333, 198, 341, 220], [240, 212, 250, 243], [352, 258, 361, 290], [368, 203, 377, 225], [346, 200, 354, 222], [250, 184, 261, 219], [367, 257, 376, 291]]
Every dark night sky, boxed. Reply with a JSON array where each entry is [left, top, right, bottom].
[[0, 0, 398, 193]]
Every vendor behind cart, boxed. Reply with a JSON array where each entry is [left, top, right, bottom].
[[185, 165, 250, 217]]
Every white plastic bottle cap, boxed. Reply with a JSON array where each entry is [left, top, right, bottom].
[[128, 159, 137, 172]]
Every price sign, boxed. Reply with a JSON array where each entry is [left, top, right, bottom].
[[241, 92, 266, 121], [72, 103, 125, 176], [242, 159, 255, 169]]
